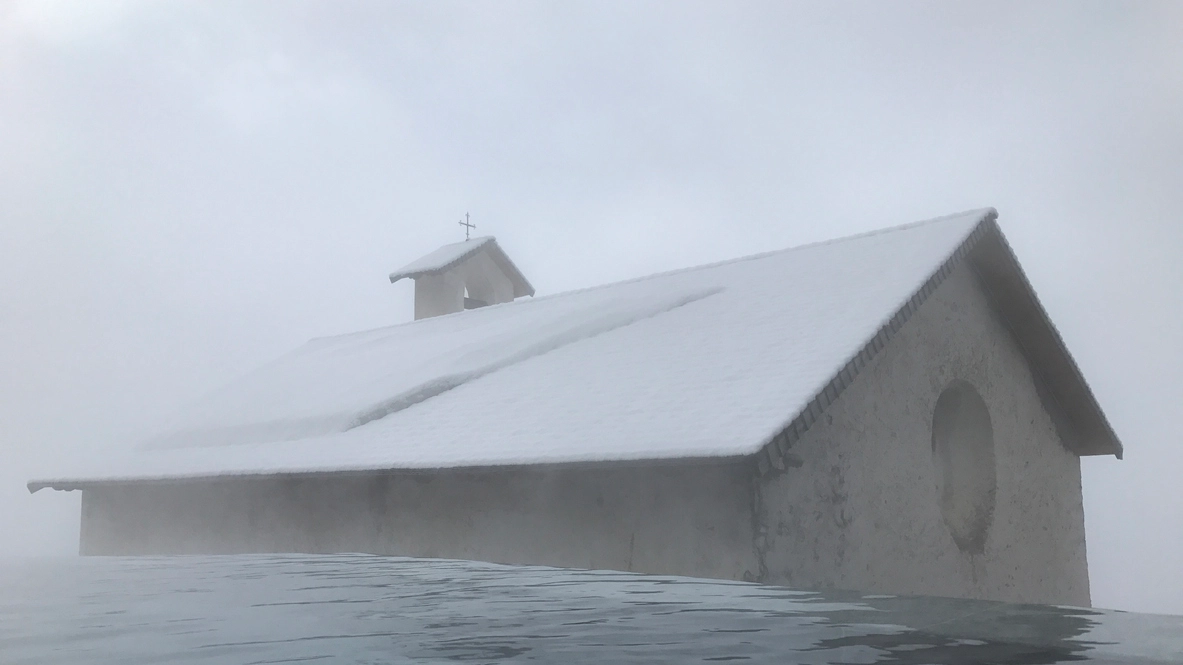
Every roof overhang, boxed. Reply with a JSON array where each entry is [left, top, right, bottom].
[[388, 237, 535, 298], [753, 210, 1122, 476], [965, 216, 1122, 458], [27, 455, 750, 493]]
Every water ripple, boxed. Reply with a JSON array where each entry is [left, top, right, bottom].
[[0, 554, 1180, 664]]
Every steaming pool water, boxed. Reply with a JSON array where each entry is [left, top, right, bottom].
[[1, 554, 1181, 664]]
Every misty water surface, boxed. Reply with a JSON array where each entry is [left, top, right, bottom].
[[2, 554, 1182, 664]]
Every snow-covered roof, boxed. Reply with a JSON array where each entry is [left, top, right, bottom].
[[29, 209, 1121, 491], [389, 236, 535, 298], [388, 236, 495, 280]]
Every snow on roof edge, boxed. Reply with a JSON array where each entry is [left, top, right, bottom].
[[388, 236, 496, 282], [28, 452, 755, 493], [744, 210, 995, 467], [966, 217, 1124, 459]]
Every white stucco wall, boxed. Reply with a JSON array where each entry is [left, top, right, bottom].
[[412, 250, 517, 319], [756, 263, 1091, 606], [80, 463, 757, 581], [414, 270, 465, 319]]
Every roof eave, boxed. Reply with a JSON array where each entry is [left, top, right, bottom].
[[388, 237, 497, 283], [965, 218, 1123, 459], [28, 454, 754, 493], [387, 238, 534, 298]]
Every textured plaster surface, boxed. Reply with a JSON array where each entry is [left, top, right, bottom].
[[80, 462, 757, 581], [755, 264, 1090, 606]]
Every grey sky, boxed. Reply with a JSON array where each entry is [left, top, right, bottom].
[[1, 1, 1180, 614]]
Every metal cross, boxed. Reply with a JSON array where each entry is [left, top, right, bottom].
[[459, 213, 475, 240]]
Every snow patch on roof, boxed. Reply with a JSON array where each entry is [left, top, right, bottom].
[[141, 285, 722, 451]]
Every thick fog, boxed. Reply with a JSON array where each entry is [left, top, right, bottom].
[[1, 1, 1180, 614]]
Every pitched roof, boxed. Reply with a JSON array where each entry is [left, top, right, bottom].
[[389, 236, 535, 298], [28, 209, 1120, 491]]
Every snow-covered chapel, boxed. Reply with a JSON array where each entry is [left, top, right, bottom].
[[30, 209, 1121, 607]]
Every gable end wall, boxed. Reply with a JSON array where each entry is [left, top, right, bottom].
[[755, 263, 1091, 606]]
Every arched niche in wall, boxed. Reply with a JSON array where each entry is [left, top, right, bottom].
[[931, 380, 997, 554]]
